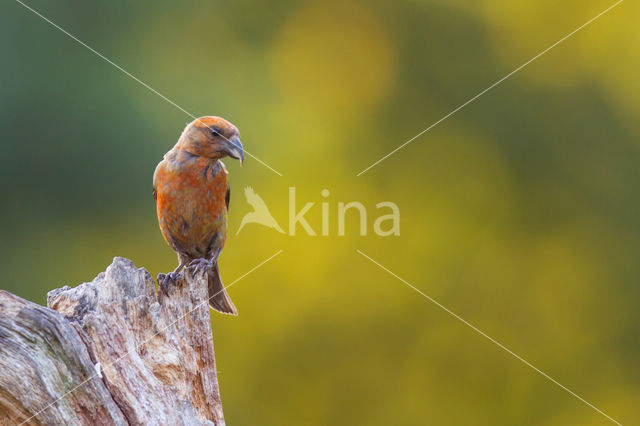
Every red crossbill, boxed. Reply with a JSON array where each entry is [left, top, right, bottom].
[[153, 116, 244, 315]]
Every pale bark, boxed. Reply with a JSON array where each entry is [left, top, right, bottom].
[[0, 257, 225, 426]]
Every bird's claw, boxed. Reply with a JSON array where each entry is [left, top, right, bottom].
[[189, 258, 211, 276], [157, 271, 179, 296]]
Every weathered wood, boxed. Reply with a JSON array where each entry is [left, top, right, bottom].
[[0, 291, 127, 425], [0, 257, 226, 426]]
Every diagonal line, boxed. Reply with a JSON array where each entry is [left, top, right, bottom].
[[14, 0, 283, 177], [356, 249, 622, 425], [18, 249, 283, 426], [356, 0, 625, 176]]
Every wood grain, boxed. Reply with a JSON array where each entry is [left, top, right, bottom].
[[0, 257, 225, 426]]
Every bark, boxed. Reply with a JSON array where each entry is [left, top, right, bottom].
[[0, 257, 226, 426]]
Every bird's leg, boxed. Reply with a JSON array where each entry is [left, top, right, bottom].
[[157, 261, 187, 296], [172, 261, 187, 275]]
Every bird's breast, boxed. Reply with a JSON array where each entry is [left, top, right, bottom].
[[155, 155, 228, 251]]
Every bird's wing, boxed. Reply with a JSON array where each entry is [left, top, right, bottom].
[[245, 187, 270, 211]]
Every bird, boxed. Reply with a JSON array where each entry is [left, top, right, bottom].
[[236, 186, 285, 235], [153, 116, 244, 315]]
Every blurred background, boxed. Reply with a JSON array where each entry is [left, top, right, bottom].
[[1, 0, 638, 424]]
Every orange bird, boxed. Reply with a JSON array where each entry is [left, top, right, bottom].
[[153, 116, 244, 315]]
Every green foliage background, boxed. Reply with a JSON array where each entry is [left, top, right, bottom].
[[1, 0, 638, 424]]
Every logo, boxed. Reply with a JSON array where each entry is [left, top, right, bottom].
[[236, 187, 285, 235], [236, 187, 399, 236]]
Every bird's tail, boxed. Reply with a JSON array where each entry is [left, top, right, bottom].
[[208, 262, 238, 315]]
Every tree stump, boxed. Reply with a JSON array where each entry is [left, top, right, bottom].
[[0, 257, 226, 426]]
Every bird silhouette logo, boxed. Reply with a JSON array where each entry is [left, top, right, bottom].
[[236, 186, 285, 235]]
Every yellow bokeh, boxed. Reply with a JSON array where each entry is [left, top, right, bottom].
[[480, 0, 618, 86], [271, 0, 395, 115]]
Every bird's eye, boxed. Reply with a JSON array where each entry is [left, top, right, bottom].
[[210, 127, 221, 137]]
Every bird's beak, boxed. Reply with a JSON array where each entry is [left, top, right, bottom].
[[226, 136, 244, 165]]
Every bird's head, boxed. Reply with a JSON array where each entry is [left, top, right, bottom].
[[177, 116, 244, 164]]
